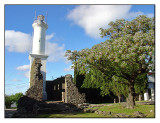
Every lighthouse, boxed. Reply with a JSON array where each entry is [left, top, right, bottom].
[[29, 15, 48, 100]]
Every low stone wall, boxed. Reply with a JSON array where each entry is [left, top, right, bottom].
[[65, 74, 86, 105]]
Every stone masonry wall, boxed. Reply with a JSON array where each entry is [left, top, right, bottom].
[[26, 58, 43, 101], [65, 74, 86, 105]]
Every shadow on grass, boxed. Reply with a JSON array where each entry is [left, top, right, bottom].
[[36, 103, 155, 118]]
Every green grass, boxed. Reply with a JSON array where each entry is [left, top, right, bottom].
[[36, 103, 155, 118], [38, 113, 105, 118], [98, 103, 154, 118]]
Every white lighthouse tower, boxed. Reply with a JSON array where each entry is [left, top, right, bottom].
[[29, 15, 48, 100]]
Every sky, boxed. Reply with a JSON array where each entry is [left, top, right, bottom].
[[5, 5, 154, 95]]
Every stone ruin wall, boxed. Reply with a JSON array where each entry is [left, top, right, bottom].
[[26, 58, 43, 101], [64, 74, 86, 105], [26, 58, 86, 104]]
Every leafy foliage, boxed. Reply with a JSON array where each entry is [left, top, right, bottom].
[[13, 92, 24, 106], [5, 95, 15, 108], [82, 68, 110, 96], [65, 50, 80, 84], [134, 73, 148, 95], [5, 92, 23, 108], [65, 15, 154, 109], [110, 76, 129, 99]]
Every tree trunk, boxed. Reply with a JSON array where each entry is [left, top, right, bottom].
[[114, 98, 116, 103], [118, 96, 121, 103], [126, 81, 135, 109], [74, 64, 77, 84], [139, 95, 142, 101]]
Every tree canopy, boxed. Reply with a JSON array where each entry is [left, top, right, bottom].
[[65, 15, 154, 109]]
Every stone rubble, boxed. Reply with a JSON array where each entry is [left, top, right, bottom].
[[132, 111, 146, 118]]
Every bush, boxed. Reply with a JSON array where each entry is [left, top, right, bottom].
[[5, 92, 23, 108]]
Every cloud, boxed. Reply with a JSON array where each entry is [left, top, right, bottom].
[[24, 71, 30, 78], [10, 78, 22, 82], [64, 65, 74, 72], [5, 30, 66, 62], [64, 58, 72, 64], [147, 13, 154, 18], [5, 30, 32, 52], [46, 42, 65, 62], [46, 33, 55, 41], [67, 5, 154, 38], [16, 64, 30, 78], [126, 11, 144, 19], [16, 65, 30, 71], [46, 33, 65, 62]]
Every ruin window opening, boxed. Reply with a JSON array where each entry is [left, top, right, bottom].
[[54, 85, 56, 91], [58, 84, 59, 90]]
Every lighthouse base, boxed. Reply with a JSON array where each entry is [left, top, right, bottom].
[[29, 54, 48, 101], [43, 91, 47, 100]]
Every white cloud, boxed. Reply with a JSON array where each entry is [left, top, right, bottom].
[[46, 33, 55, 41], [46, 42, 65, 62], [24, 71, 30, 78], [5, 30, 66, 62], [147, 13, 154, 18], [126, 11, 144, 19], [64, 65, 74, 72], [67, 5, 154, 39], [16, 64, 30, 78], [11, 78, 21, 82], [16, 64, 30, 71], [46, 33, 66, 62], [5, 30, 32, 52], [64, 58, 72, 64]]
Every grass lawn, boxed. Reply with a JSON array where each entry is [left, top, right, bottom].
[[37, 113, 103, 118], [36, 102, 155, 118], [98, 103, 154, 118]]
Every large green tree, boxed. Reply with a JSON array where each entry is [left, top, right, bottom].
[[110, 76, 129, 103], [134, 73, 148, 101], [82, 67, 110, 96], [65, 50, 80, 84], [71, 15, 154, 109]]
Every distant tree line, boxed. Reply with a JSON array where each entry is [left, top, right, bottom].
[[5, 92, 23, 108]]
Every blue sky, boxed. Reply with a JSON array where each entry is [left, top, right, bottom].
[[5, 5, 154, 95]]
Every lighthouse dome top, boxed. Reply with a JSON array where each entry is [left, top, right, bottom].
[[33, 14, 48, 29], [33, 14, 47, 23], [37, 15, 45, 21]]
